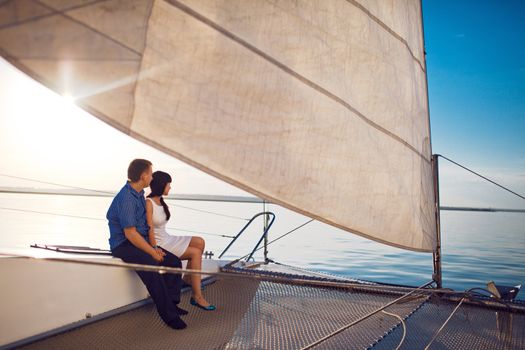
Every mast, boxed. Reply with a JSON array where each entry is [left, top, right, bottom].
[[420, 1, 442, 288], [432, 154, 442, 288]]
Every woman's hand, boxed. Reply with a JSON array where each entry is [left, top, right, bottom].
[[151, 249, 164, 263], [155, 247, 166, 257]]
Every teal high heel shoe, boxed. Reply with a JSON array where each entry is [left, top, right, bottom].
[[190, 297, 216, 311]]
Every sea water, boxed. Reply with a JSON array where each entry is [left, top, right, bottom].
[[0, 192, 523, 300]]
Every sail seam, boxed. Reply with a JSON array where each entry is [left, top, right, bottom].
[[1, 57, 140, 61], [31, 0, 143, 58], [125, 129, 434, 252], [345, 0, 425, 72], [165, 0, 429, 163], [129, 0, 155, 130], [0, 0, 108, 31]]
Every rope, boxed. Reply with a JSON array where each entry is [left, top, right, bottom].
[[423, 297, 465, 350], [437, 155, 525, 201], [380, 310, 407, 350], [300, 281, 434, 350], [368, 295, 431, 350]]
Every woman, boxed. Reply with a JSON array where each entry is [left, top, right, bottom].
[[146, 171, 216, 311]]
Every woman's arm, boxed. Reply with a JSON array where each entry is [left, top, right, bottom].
[[145, 199, 157, 247], [123, 227, 163, 262]]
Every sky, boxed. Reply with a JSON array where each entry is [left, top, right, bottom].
[[423, 1, 525, 166], [421, 0, 525, 208], [0, 63, 244, 196], [0, 1, 524, 208]]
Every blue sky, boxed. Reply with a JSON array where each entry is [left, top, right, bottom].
[[0, 2, 524, 207], [423, 0, 525, 169]]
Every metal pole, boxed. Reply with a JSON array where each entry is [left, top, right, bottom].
[[432, 154, 442, 288], [263, 200, 269, 262]]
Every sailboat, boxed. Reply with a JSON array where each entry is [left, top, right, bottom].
[[0, 1, 523, 349]]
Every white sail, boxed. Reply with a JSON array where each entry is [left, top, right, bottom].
[[0, 0, 436, 251]]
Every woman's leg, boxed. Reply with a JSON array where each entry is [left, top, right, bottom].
[[179, 246, 212, 306], [188, 236, 205, 252], [182, 237, 204, 285], [185, 236, 204, 288]]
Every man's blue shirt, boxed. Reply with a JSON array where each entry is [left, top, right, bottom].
[[107, 182, 150, 251]]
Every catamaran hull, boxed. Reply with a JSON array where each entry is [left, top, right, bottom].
[[0, 257, 221, 348]]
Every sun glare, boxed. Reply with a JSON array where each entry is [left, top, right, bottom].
[[62, 93, 75, 105], [1, 58, 248, 194]]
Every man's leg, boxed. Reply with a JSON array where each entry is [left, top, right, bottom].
[[112, 241, 186, 329], [160, 248, 182, 304]]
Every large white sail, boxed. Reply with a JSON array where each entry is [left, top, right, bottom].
[[0, 0, 436, 251]]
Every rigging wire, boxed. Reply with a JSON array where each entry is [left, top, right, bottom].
[[0, 250, 441, 296], [270, 261, 363, 283], [0, 173, 250, 221], [164, 226, 234, 239], [463, 287, 515, 309], [0, 207, 235, 239], [1, 248, 520, 306], [2, 165, 522, 346], [0, 173, 112, 195], [437, 155, 525, 201], [1, 250, 521, 347], [164, 200, 248, 221], [231, 219, 315, 262], [0, 172, 314, 255], [266, 219, 314, 246], [0, 207, 104, 221]]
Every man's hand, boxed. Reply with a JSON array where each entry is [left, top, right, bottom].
[[124, 227, 166, 262]]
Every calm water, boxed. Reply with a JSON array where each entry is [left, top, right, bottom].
[[0, 193, 524, 300]]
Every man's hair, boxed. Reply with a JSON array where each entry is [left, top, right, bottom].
[[127, 159, 152, 182]]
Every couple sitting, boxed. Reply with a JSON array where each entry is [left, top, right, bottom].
[[107, 159, 215, 330]]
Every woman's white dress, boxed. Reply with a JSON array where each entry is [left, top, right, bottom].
[[148, 198, 191, 257]]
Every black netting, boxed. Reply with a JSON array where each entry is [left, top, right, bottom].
[[14, 264, 525, 350]]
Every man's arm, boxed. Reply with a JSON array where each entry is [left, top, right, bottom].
[[124, 227, 164, 262]]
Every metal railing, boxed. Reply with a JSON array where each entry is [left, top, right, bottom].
[[218, 211, 276, 262]]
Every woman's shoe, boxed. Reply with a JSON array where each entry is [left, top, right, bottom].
[[190, 297, 216, 311]]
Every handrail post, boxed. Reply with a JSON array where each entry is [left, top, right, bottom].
[[218, 212, 275, 259], [263, 201, 269, 263], [432, 154, 443, 289], [245, 213, 275, 262]]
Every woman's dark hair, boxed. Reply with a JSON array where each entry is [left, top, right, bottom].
[[147, 171, 172, 221], [128, 159, 152, 182]]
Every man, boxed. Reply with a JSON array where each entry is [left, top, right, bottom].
[[107, 158, 187, 329]]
